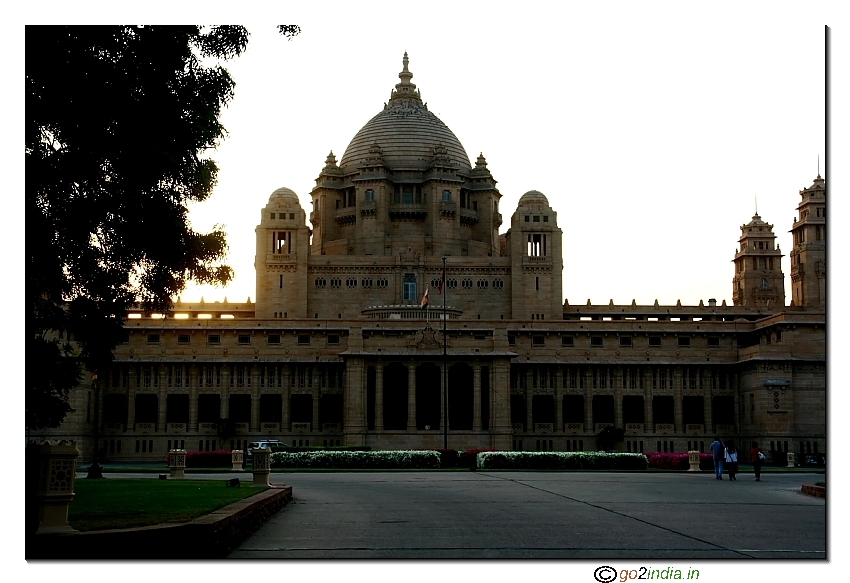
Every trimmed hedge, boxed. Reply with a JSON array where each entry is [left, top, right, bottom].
[[477, 451, 648, 470], [272, 446, 371, 454], [644, 452, 714, 471], [459, 448, 497, 468], [270, 450, 441, 469]]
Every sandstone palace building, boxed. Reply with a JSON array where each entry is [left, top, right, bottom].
[[41, 55, 826, 461]]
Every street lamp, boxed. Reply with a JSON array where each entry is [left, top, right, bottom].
[[86, 371, 104, 479], [442, 256, 448, 450]]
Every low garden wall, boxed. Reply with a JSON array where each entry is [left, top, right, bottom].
[[27, 485, 292, 559]]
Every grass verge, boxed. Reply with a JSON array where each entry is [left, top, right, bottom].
[[69, 478, 266, 532]]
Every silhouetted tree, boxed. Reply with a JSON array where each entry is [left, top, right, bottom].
[[26, 25, 299, 429]]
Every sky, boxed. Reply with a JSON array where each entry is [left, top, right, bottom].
[[173, 6, 830, 309]]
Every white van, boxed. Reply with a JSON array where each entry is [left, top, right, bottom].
[[247, 440, 284, 460]]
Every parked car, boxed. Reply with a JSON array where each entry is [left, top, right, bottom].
[[247, 440, 285, 459]]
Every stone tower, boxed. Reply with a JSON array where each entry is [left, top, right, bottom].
[[254, 187, 310, 319], [731, 212, 785, 309], [790, 174, 826, 309], [506, 190, 563, 320]]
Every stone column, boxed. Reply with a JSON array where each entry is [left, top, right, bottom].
[[553, 366, 562, 433], [643, 369, 653, 430], [584, 367, 594, 431], [157, 365, 168, 432], [220, 365, 230, 419], [704, 367, 714, 433], [490, 358, 512, 451], [312, 383, 320, 434], [472, 364, 481, 431], [189, 365, 199, 433], [614, 367, 623, 429], [282, 365, 291, 433], [375, 363, 384, 430], [343, 359, 366, 447], [673, 367, 683, 433], [525, 384, 533, 433], [250, 364, 260, 432], [440, 362, 446, 432], [127, 365, 137, 431], [407, 363, 416, 430]]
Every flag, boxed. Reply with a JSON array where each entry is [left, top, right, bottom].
[[420, 286, 430, 309]]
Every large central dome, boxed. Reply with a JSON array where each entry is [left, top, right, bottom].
[[339, 54, 471, 173]]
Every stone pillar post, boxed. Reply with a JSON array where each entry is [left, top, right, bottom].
[[490, 358, 512, 451], [439, 361, 446, 432], [643, 368, 653, 430], [472, 364, 481, 431], [168, 449, 186, 479], [687, 450, 700, 472], [252, 447, 271, 486], [35, 440, 80, 534], [343, 358, 366, 447], [787, 452, 796, 468], [231, 450, 244, 471], [407, 363, 416, 430], [525, 383, 533, 433]]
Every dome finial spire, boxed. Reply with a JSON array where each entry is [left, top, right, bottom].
[[390, 52, 420, 103]]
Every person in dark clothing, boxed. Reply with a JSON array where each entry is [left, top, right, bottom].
[[710, 437, 725, 479], [750, 444, 765, 481], [725, 441, 739, 480]]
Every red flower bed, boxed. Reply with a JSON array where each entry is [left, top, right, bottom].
[[644, 452, 714, 471], [458, 448, 497, 468]]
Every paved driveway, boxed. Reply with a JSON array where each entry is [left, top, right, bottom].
[[227, 471, 825, 559]]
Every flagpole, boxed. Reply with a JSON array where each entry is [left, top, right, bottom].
[[442, 256, 448, 450]]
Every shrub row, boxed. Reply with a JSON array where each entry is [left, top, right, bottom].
[[272, 446, 371, 454], [477, 451, 648, 470], [644, 452, 714, 471], [269, 450, 441, 469]]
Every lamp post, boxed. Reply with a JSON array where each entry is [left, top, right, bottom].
[[442, 256, 448, 450], [86, 371, 104, 478]]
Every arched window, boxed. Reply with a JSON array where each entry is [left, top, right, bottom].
[[761, 278, 769, 289]]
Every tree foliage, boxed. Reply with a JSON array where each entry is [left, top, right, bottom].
[[26, 26, 301, 429]]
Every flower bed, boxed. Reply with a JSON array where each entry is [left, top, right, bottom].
[[644, 452, 714, 471], [476, 451, 647, 470], [269, 450, 441, 469]]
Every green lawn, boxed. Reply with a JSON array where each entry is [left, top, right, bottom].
[[68, 479, 266, 532]]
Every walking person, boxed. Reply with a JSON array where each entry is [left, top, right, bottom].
[[725, 441, 739, 480], [710, 437, 725, 480], [750, 443, 765, 481]]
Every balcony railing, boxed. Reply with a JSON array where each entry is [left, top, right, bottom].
[[625, 423, 644, 434], [261, 422, 280, 433], [334, 206, 357, 225], [563, 423, 584, 434], [655, 423, 675, 434], [166, 423, 186, 433], [459, 208, 479, 226], [686, 424, 705, 434], [439, 201, 456, 216], [388, 203, 427, 219], [292, 422, 312, 433], [534, 423, 553, 433]]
